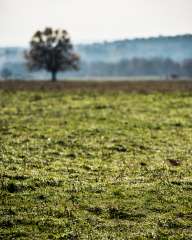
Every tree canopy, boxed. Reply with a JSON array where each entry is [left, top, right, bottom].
[[25, 27, 79, 81]]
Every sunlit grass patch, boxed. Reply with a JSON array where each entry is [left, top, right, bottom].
[[0, 90, 192, 239]]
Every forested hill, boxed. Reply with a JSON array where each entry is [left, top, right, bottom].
[[76, 35, 192, 63], [0, 35, 192, 78], [1, 35, 192, 65]]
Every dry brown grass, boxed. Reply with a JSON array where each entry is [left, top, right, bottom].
[[1, 80, 192, 93]]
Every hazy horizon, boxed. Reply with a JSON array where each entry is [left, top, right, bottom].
[[0, 0, 192, 47], [1, 33, 192, 48]]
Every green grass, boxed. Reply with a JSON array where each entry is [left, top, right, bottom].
[[0, 90, 192, 239]]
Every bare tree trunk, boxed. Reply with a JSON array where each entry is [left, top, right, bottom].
[[51, 71, 57, 82]]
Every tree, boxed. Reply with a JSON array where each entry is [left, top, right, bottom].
[[25, 27, 79, 81], [183, 59, 192, 77], [1, 67, 12, 80]]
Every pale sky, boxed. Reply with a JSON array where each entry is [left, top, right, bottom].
[[0, 0, 192, 46]]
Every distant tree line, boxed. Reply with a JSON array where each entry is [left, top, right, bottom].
[[76, 58, 192, 77], [77, 34, 192, 63], [1, 58, 192, 79], [1, 34, 192, 79]]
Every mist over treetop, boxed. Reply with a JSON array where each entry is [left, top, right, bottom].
[[76, 34, 192, 63]]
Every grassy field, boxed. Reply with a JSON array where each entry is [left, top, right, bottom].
[[0, 81, 192, 239]]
